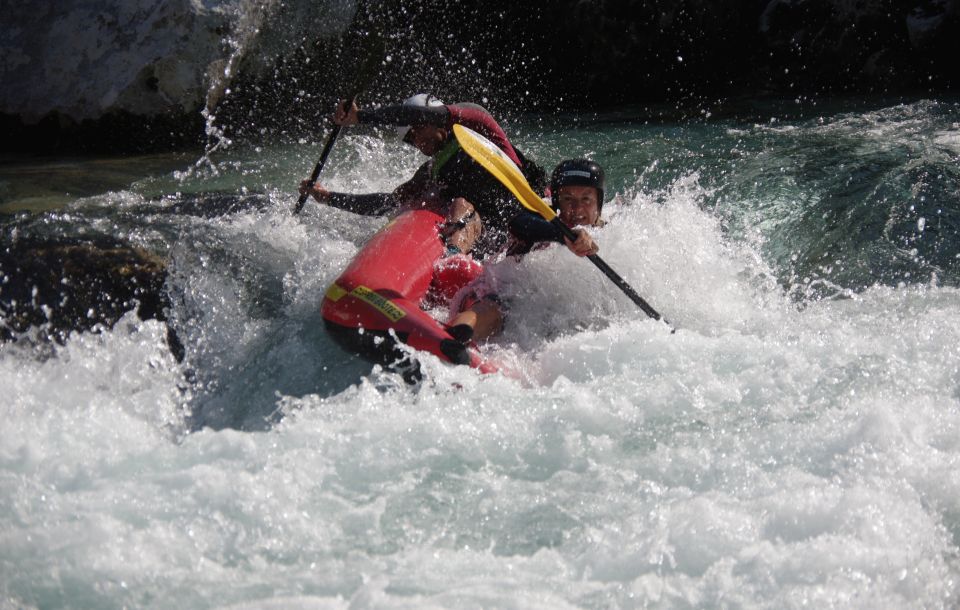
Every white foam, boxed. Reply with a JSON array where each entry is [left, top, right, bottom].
[[4, 122, 960, 608]]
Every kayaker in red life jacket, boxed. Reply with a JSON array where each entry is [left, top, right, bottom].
[[439, 159, 605, 361], [298, 94, 539, 260]]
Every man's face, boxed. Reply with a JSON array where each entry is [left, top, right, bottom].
[[407, 125, 447, 156], [556, 185, 600, 227]]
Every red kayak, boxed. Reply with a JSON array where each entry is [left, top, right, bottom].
[[321, 208, 496, 377]]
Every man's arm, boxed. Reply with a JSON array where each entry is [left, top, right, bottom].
[[325, 161, 433, 215], [508, 211, 599, 257], [298, 180, 396, 216], [326, 192, 396, 215], [509, 211, 563, 244]]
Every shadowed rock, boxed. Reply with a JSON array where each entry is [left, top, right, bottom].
[[0, 235, 183, 360]]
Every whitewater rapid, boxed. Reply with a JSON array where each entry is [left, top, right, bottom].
[[3, 102, 960, 608]]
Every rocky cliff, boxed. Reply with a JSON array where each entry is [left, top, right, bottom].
[[2, 0, 957, 152]]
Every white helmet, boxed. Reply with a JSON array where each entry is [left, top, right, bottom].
[[404, 93, 444, 108], [398, 93, 445, 143]]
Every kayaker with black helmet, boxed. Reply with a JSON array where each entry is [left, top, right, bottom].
[[441, 159, 607, 358], [505, 159, 605, 257]]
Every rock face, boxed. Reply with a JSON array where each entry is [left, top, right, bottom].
[[1, 0, 234, 123], [1, 0, 958, 152], [0, 0, 354, 151]]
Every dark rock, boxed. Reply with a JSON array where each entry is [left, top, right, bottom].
[[159, 192, 272, 218], [0, 234, 183, 361]]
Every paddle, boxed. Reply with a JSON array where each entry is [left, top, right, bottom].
[[452, 124, 673, 330], [292, 36, 384, 215], [293, 100, 352, 215]]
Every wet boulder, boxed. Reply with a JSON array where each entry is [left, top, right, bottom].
[[0, 235, 183, 360]]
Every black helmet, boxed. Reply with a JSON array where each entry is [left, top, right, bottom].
[[550, 159, 605, 211]]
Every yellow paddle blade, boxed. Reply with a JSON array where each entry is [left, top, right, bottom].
[[452, 124, 557, 221]]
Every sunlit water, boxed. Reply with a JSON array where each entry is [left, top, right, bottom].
[[2, 98, 960, 608]]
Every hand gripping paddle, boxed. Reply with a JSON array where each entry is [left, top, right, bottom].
[[293, 35, 385, 215]]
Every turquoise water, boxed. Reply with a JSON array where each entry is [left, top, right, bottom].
[[2, 98, 960, 608]]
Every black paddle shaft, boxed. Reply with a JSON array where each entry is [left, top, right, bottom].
[[293, 98, 355, 215], [292, 31, 385, 215], [552, 218, 672, 328]]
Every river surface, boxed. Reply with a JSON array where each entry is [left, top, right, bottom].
[[2, 97, 960, 608]]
